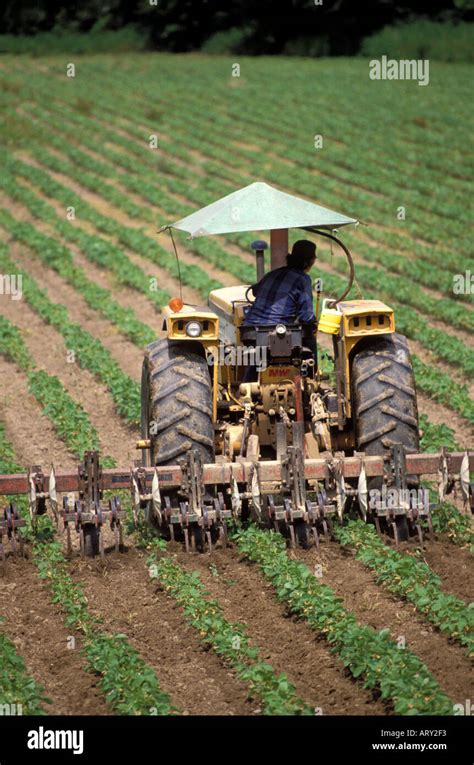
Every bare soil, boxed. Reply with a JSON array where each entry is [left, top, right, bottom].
[[177, 546, 388, 715], [69, 546, 256, 715], [0, 556, 107, 715], [296, 542, 473, 706]]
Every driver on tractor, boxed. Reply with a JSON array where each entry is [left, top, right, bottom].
[[243, 239, 317, 355]]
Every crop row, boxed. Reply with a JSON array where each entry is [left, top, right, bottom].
[[33, 535, 174, 715], [91, 68, 470, 253], [0, 245, 140, 426], [7, 57, 472, 197], [15, 138, 473, 386], [0, 424, 174, 715], [2, 153, 472, 425], [429, 502, 474, 550], [20, 102, 472, 350], [3, 152, 221, 297], [17, 59, 471, 248], [0, 311, 106, 461], [13, 147, 474, 422], [0, 627, 49, 715], [234, 526, 453, 715], [3, 74, 468, 290], [335, 521, 473, 654], [25, 92, 471, 296], [145, 541, 312, 715], [0, 193, 158, 347]]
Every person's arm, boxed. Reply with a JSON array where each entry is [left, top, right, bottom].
[[297, 274, 316, 324], [250, 270, 269, 297]]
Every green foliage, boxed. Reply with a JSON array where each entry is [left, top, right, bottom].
[[0, 426, 172, 715], [0, 313, 103, 458], [0, 246, 140, 426], [0, 315, 32, 371], [419, 414, 459, 452], [235, 526, 454, 715], [0, 629, 50, 714], [33, 539, 174, 715], [0, 27, 146, 56], [335, 521, 474, 654], [28, 370, 101, 458], [361, 21, 474, 63], [149, 552, 312, 715], [429, 502, 474, 548]]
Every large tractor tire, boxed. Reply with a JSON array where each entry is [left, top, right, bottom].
[[351, 333, 419, 540], [141, 339, 215, 467]]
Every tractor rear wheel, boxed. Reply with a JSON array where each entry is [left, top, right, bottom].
[[351, 333, 419, 541], [142, 339, 215, 467]]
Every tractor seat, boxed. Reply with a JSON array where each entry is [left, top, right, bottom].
[[241, 323, 314, 361]]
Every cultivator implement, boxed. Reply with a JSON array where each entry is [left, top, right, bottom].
[[0, 446, 472, 559], [0, 502, 25, 572], [25, 452, 126, 559]]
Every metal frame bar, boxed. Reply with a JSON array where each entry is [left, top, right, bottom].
[[0, 452, 472, 495]]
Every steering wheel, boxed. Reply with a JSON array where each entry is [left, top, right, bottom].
[[245, 285, 255, 303]]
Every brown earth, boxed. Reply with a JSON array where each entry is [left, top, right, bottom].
[[176, 546, 388, 715], [412, 540, 474, 602], [68, 546, 256, 715], [296, 542, 473, 706], [0, 556, 108, 715]]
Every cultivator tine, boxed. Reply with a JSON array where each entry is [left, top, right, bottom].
[[190, 525, 197, 553], [218, 522, 228, 548], [250, 463, 261, 521], [0, 502, 26, 572], [230, 466, 241, 518], [460, 451, 470, 513], [374, 516, 382, 537], [391, 521, 399, 547], [100, 529, 105, 559], [183, 527, 190, 553], [151, 469, 162, 524], [415, 523, 424, 547], [49, 466, 58, 525], [205, 530, 213, 554], [321, 519, 330, 542], [437, 449, 450, 504], [65, 522, 72, 556], [289, 522, 296, 549], [357, 460, 368, 522]]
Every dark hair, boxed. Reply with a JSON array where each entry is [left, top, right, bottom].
[[286, 239, 317, 270]]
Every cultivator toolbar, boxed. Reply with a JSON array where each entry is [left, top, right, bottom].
[[0, 445, 472, 561]]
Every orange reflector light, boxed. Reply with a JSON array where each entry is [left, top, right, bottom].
[[168, 297, 184, 312]]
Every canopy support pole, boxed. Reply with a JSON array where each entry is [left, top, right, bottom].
[[270, 228, 288, 270]]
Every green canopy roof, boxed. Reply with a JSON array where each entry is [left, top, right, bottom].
[[164, 182, 358, 238]]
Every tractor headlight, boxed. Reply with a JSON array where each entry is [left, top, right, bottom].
[[186, 321, 202, 338], [275, 324, 287, 336]]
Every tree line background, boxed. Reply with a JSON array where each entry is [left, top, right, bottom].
[[0, 0, 472, 58]]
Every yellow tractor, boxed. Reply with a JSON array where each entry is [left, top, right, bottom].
[[0, 183, 471, 562], [139, 182, 423, 550]]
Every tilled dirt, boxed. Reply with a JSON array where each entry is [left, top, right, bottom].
[[68, 545, 256, 715], [296, 541, 473, 706], [0, 556, 107, 715], [412, 539, 474, 602], [0, 356, 78, 469], [176, 546, 388, 715], [0, 247, 138, 467]]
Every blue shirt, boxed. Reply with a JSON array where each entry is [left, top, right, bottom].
[[243, 266, 315, 326]]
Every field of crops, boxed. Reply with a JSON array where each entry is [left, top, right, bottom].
[[0, 54, 472, 720]]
